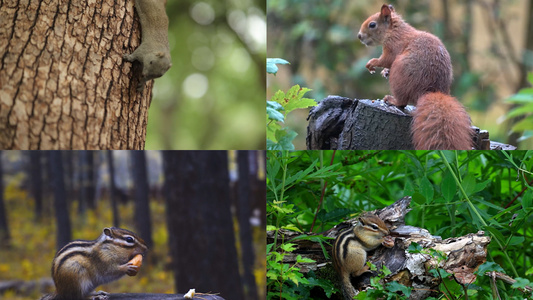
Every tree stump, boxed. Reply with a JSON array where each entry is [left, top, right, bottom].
[[307, 96, 516, 150]]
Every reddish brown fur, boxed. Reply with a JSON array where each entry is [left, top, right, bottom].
[[358, 4, 473, 149], [412, 92, 472, 150]]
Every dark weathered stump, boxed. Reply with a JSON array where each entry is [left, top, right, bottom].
[[307, 96, 516, 150]]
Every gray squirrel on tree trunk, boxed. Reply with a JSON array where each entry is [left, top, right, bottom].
[[123, 0, 172, 91]]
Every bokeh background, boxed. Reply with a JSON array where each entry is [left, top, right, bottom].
[[146, 0, 266, 150], [267, 0, 533, 149]]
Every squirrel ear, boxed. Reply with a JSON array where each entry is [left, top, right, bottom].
[[380, 4, 392, 22]]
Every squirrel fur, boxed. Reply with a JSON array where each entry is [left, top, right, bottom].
[[358, 4, 473, 150], [124, 0, 172, 91]]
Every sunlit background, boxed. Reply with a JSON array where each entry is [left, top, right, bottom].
[[147, 0, 266, 150]]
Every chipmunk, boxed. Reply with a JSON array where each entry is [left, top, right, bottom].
[[43, 227, 148, 300], [358, 4, 473, 150], [332, 214, 390, 300]]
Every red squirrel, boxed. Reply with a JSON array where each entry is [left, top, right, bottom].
[[358, 4, 473, 150]]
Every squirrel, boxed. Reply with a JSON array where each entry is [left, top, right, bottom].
[[42, 227, 148, 300], [358, 4, 473, 150], [123, 0, 172, 91], [332, 214, 391, 300]]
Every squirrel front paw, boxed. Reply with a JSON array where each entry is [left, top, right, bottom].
[[366, 58, 379, 74], [381, 68, 390, 79], [123, 262, 140, 276]]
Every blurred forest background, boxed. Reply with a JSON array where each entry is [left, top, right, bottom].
[[267, 0, 533, 149], [266, 150, 533, 299], [0, 150, 266, 300], [145, 0, 266, 150]]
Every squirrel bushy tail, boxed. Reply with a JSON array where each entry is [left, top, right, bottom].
[[412, 92, 473, 150]]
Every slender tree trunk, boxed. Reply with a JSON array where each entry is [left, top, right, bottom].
[[29, 151, 43, 221], [49, 151, 71, 250], [163, 151, 244, 300], [230, 151, 259, 300], [108, 151, 120, 227], [0, 0, 150, 149], [131, 150, 152, 248], [0, 151, 10, 246]]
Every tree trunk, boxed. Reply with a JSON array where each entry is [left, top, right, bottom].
[[163, 151, 244, 300], [0, 151, 10, 246], [131, 150, 153, 249], [107, 151, 120, 227], [48, 151, 71, 250], [0, 0, 150, 150], [29, 151, 43, 221]]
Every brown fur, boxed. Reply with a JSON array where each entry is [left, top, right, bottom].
[[358, 4, 473, 150]]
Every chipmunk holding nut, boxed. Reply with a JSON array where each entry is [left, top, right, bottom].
[[41, 227, 147, 300], [332, 214, 390, 300]]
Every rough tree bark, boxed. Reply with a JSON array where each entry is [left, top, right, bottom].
[[0, 0, 151, 149]]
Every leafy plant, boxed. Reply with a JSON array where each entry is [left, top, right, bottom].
[[266, 59, 317, 150], [505, 73, 533, 143], [266, 150, 533, 299]]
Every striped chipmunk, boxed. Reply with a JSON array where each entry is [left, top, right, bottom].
[[332, 213, 391, 300], [41, 227, 148, 300]]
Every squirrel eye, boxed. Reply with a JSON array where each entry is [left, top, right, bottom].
[[369, 22, 376, 29], [371, 224, 378, 230], [126, 236, 134, 243]]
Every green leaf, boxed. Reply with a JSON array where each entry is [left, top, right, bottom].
[[505, 103, 533, 119], [282, 85, 317, 114], [386, 281, 412, 296], [474, 261, 505, 275], [484, 226, 506, 246], [441, 170, 456, 202], [429, 268, 452, 279], [506, 93, 533, 103], [511, 277, 530, 289], [296, 254, 315, 263], [461, 173, 476, 197], [267, 101, 285, 122], [267, 58, 290, 75], [280, 243, 297, 252], [412, 192, 425, 205], [507, 236, 524, 246], [420, 177, 434, 203], [407, 242, 423, 253], [511, 118, 533, 132]]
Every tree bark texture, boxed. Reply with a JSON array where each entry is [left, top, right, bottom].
[[163, 151, 244, 300], [0, 0, 150, 149], [307, 96, 515, 150]]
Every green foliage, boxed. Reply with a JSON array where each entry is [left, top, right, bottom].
[[146, 0, 266, 149], [266, 150, 533, 299], [266, 150, 340, 299], [266, 60, 317, 150], [267, 58, 290, 75], [505, 73, 533, 143]]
